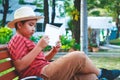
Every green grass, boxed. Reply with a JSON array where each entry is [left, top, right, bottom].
[[91, 38, 120, 70], [90, 56, 120, 70], [54, 54, 120, 69], [110, 38, 120, 45]]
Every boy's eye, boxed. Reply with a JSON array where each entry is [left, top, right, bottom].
[[28, 23, 36, 28], [29, 23, 36, 27], [29, 23, 33, 26]]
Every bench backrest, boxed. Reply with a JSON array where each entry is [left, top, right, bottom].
[[0, 45, 19, 80]]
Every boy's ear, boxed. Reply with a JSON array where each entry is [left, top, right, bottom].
[[17, 22, 23, 29]]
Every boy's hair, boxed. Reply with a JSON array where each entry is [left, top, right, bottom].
[[14, 19, 37, 30]]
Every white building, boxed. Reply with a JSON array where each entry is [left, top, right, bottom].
[[88, 17, 116, 45]]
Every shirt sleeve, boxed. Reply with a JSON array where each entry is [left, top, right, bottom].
[[8, 35, 27, 60]]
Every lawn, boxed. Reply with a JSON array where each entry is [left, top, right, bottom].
[[89, 38, 120, 70], [90, 56, 120, 70], [54, 53, 120, 70], [110, 38, 120, 46]]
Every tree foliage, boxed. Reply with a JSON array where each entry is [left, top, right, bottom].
[[87, 0, 120, 38]]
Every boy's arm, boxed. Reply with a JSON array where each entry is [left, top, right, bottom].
[[14, 36, 49, 72], [14, 45, 42, 72], [45, 41, 61, 60]]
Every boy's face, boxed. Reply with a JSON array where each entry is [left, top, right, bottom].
[[18, 19, 37, 38]]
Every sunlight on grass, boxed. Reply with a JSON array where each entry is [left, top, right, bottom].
[[90, 57, 120, 69], [110, 38, 120, 45]]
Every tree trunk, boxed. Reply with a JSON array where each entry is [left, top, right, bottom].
[[73, 0, 80, 44], [1, 0, 9, 27], [116, 18, 120, 38], [44, 0, 49, 29], [115, 11, 120, 38], [51, 0, 55, 24]]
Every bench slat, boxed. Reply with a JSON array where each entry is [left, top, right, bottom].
[[0, 46, 43, 80], [0, 46, 19, 79], [0, 45, 7, 51], [0, 71, 18, 80], [0, 60, 13, 72], [0, 50, 9, 59]]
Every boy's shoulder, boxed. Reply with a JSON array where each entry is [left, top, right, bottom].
[[10, 34, 24, 42], [9, 33, 34, 46], [9, 34, 29, 45]]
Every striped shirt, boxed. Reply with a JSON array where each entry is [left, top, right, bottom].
[[8, 33, 49, 78]]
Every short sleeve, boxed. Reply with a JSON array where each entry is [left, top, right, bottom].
[[8, 34, 27, 60]]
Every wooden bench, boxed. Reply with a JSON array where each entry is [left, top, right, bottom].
[[0, 45, 43, 80]]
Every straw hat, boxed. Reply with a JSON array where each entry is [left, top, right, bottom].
[[7, 6, 43, 28]]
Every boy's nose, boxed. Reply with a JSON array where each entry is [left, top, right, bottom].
[[32, 27, 35, 31]]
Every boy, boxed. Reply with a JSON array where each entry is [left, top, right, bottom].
[[7, 6, 120, 80]]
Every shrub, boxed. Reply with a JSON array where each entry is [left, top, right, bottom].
[[31, 35, 80, 51], [0, 27, 13, 44], [60, 35, 80, 51]]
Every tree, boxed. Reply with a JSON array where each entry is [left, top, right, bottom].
[[64, 0, 80, 44], [73, 0, 80, 44], [44, 0, 49, 28], [105, 0, 120, 38], [51, 0, 55, 24], [87, 0, 120, 38], [1, 0, 9, 27]]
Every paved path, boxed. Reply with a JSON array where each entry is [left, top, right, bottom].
[[53, 44, 120, 59], [53, 52, 120, 59], [100, 44, 120, 49]]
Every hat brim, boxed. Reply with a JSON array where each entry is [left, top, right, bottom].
[[7, 16, 43, 28]]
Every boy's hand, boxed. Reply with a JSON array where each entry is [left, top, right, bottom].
[[52, 41, 61, 53], [37, 36, 49, 49]]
